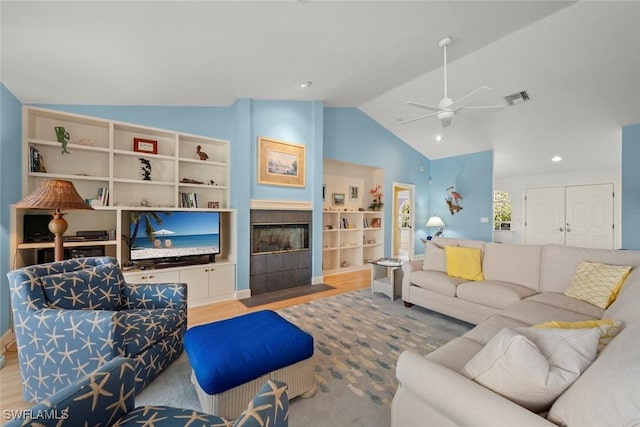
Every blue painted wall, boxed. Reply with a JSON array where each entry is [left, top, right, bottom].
[[622, 124, 640, 249], [429, 150, 494, 241], [1, 84, 23, 335], [323, 108, 432, 256]]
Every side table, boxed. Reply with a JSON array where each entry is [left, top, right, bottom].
[[370, 258, 403, 301]]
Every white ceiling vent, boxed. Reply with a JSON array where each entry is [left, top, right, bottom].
[[504, 90, 530, 105]]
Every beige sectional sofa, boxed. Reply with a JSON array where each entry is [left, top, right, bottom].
[[393, 238, 640, 426]]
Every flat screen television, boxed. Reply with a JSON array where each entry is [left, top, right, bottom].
[[129, 211, 220, 264]]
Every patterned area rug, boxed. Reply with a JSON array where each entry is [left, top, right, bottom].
[[136, 289, 473, 426]]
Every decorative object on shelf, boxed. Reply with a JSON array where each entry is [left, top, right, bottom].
[[180, 178, 205, 184], [257, 136, 306, 187], [369, 184, 384, 210], [349, 185, 360, 201], [426, 215, 446, 239], [54, 126, 70, 155], [29, 146, 47, 173], [196, 145, 209, 160], [333, 193, 345, 206], [445, 186, 463, 215], [75, 137, 93, 146], [14, 179, 94, 261], [140, 198, 150, 207], [209, 180, 217, 186], [207, 201, 220, 209], [371, 217, 382, 228], [139, 158, 152, 181], [341, 261, 348, 267], [133, 137, 158, 154]]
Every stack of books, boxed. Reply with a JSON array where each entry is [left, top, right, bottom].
[[97, 187, 109, 206], [180, 192, 199, 208]]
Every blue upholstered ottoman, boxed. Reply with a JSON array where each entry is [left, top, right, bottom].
[[185, 310, 316, 418]]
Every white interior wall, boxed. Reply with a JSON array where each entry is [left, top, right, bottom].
[[323, 159, 383, 212], [494, 167, 622, 247]]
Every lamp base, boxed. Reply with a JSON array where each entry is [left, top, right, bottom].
[[48, 210, 68, 262]]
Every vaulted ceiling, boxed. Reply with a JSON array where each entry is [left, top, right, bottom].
[[3, 1, 639, 178]]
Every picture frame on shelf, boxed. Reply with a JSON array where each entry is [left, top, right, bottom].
[[333, 193, 345, 206], [349, 185, 360, 201], [371, 217, 381, 228], [133, 138, 158, 154], [257, 137, 306, 187]]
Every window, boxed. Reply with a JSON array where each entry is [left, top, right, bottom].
[[494, 190, 512, 230]]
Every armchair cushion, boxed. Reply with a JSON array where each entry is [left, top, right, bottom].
[[117, 308, 185, 357], [41, 263, 124, 310]]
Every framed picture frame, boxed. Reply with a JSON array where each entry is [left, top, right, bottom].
[[349, 185, 360, 201], [371, 217, 382, 228], [323, 184, 326, 201], [258, 137, 306, 187], [333, 193, 345, 205], [133, 138, 158, 154]]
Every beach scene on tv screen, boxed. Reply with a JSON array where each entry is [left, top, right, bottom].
[[130, 212, 219, 261]]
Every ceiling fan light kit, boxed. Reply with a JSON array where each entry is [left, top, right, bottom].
[[399, 36, 505, 128]]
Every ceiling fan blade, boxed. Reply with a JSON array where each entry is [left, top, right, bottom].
[[449, 85, 493, 108], [440, 118, 452, 128], [397, 113, 439, 125], [404, 101, 441, 112], [458, 105, 505, 110]]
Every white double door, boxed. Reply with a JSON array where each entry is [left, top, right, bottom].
[[525, 184, 614, 249]]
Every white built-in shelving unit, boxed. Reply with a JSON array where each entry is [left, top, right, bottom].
[[12, 106, 236, 307]]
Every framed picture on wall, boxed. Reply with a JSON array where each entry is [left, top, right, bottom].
[[323, 184, 326, 201], [333, 193, 345, 205], [257, 137, 306, 187], [349, 185, 360, 201]]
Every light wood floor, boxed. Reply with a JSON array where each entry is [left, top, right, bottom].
[[0, 269, 370, 414]]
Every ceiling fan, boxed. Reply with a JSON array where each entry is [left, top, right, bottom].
[[399, 36, 504, 128]]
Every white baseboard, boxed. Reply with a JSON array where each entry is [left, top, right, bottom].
[[1, 329, 15, 354], [235, 289, 251, 299], [312, 276, 324, 285]]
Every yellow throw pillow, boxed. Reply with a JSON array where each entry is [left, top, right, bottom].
[[533, 319, 622, 353], [445, 246, 484, 281], [564, 261, 632, 309]]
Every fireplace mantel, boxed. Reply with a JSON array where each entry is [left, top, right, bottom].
[[250, 199, 313, 210]]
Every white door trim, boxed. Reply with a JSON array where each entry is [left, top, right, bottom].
[[392, 182, 415, 260]]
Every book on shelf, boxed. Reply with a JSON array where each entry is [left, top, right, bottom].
[[97, 187, 109, 206], [180, 192, 199, 208], [29, 146, 41, 172]]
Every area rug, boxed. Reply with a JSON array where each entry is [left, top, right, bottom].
[[240, 283, 335, 308], [136, 289, 473, 426]]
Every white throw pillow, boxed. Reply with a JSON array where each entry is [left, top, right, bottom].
[[460, 327, 600, 412], [421, 241, 447, 272]]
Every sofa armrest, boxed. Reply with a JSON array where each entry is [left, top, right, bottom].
[[393, 350, 554, 427], [5, 357, 136, 427], [122, 282, 187, 310], [401, 261, 421, 300]]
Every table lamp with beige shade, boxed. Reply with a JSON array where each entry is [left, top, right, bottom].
[[15, 179, 94, 261], [426, 215, 446, 239]]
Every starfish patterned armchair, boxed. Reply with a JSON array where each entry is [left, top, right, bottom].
[[5, 357, 289, 427], [7, 257, 187, 402]]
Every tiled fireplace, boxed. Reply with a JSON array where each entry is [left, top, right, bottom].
[[250, 209, 312, 295]]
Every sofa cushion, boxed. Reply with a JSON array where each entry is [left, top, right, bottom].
[[463, 314, 531, 346], [525, 293, 605, 319], [539, 245, 640, 293], [533, 319, 622, 353], [445, 246, 485, 281], [564, 261, 632, 309], [498, 298, 599, 326], [456, 280, 538, 310], [426, 336, 485, 372], [410, 270, 465, 297], [41, 263, 124, 310], [422, 242, 447, 272], [604, 269, 640, 325], [482, 243, 542, 291], [548, 325, 640, 427], [461, 327, 600, 412]]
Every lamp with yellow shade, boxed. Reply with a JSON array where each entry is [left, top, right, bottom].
[[15, 179, 94, 261]]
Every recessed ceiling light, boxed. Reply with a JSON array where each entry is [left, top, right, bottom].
[[298, 81, 312, 88], [551, 155, 562, 162], [435, 135, 443, 142]]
